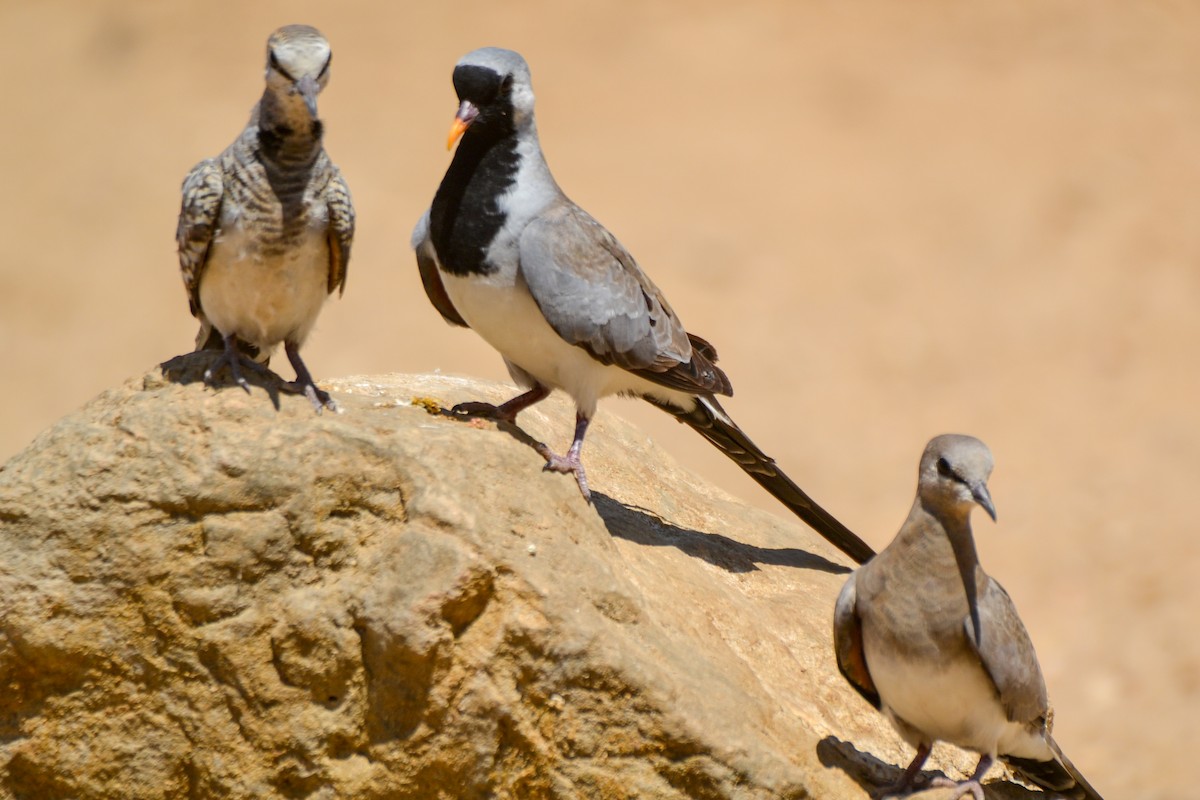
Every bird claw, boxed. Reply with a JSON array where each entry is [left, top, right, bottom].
[[450, 400, 513, 422], [281, 379, 339, 414], [280, 343, 337, 416], [303, 383, 340, 415], [450, 386, 551, 424], [929, 777, 985, 800], [537, 446, 591, 503], [204, 346, 262, 394]]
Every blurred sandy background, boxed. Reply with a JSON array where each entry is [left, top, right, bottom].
[[1, 1, 1196, 796]]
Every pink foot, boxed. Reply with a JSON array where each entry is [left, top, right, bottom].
[[537, 445, 591, 503], [930, 777, 985, 800]]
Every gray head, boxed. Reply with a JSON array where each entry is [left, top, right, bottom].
[[264, 25, 332, 118], [446, 47, 537, 149], [917, 434, 997, 523]]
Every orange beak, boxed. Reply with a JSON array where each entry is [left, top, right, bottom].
[[447, 100, 479, 150]]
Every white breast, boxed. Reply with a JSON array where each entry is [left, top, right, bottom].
[[862, 633, 1053, 762], [440, 269, 689, 418], [864, 631, 1010, 754], [199, 227, 331, 354]]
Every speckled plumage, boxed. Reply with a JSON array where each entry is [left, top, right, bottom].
[[176, 24, 352, 412]]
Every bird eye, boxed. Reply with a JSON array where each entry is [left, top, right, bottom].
[[269, 50, 294, 81], [500, 74, 514, 94], [936, 457, 965, 484]]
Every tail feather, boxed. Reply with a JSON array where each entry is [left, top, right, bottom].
[[1004, 735, 1104, 800], [646, 394, 875, 564]]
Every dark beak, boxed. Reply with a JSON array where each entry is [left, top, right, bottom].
[[447, 100, 479, 150], [295, 74, 319, 118], [972, 482, 997, 522]]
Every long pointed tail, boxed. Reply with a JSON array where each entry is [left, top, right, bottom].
[[1004, 735, 1105, 800], [646, 394, 875, 564]]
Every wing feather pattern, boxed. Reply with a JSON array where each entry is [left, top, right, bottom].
[[176, 159, 224, 317], [964, 577, 1048, 723], [412, 211, 469, 328], [833, 573, 882, 709], [519, 202, 730, 395], [323, 165, 355, 296]]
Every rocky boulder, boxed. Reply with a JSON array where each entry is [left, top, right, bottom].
[[0, 353, 1044, 799]]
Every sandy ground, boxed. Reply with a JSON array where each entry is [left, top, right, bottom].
[[1, 1, 1196, 796]]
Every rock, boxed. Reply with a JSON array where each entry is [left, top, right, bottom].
[[0, 353, 1044, 799]]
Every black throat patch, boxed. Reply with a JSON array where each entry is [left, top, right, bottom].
[[429, 67, 521, 277]]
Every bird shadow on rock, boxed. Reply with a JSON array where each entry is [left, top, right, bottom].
[[593, 493, 851, 576], [434, 406, 850, 576], [817, 736, 1043, 800], [818, 734, 917, 797], [160, 350, 286, 411]]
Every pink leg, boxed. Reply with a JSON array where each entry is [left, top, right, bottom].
[[929, 754, 993, 800], [536, 413, 592, 502], [873, 742, 932, 798]]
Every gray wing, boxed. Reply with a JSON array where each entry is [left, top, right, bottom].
[[519, 202, 730, 396], [964, 576, 1049, 724], [323, 165, 355, 296], [412, 210, 468, 328], [176, 159, 224, 317], [833, 572, 881, 709]]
